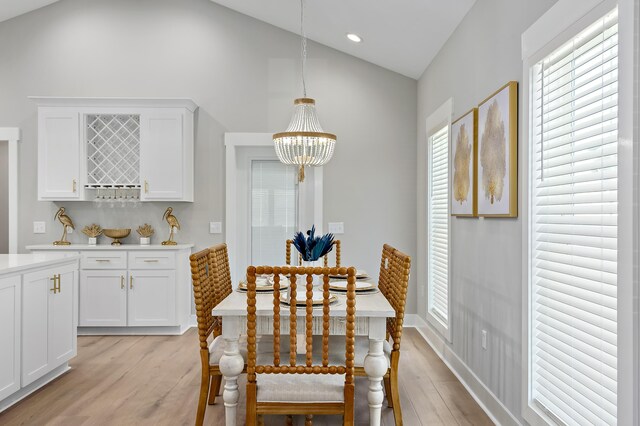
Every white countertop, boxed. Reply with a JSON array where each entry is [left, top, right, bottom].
[[0, 253, 80, 276], [26, 244, 194, 251]]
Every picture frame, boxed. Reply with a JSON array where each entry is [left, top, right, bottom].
[[450, 108, 477, 217], [477, 81, 518, 217]]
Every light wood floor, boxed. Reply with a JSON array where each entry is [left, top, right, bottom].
[[0, 328, 492, 425]]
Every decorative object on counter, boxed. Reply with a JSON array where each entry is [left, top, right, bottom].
[[81, 224, 103, 245], [53, 207, 74, 246], [137, 223, 154, 245], [477, 81, 518, 218], [451, 108, 478, 217], [161, 207, 180, 246], [103, 228, 131, 246], [291, 225, 334, 262], [272, 0, 336, 183]]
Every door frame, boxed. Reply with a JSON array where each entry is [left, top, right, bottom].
[[0, 127, 20, 254], [225, 132, 323, 284]]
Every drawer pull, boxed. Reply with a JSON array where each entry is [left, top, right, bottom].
[[95, 259, 111, 263], [143, 259, 159, 263]]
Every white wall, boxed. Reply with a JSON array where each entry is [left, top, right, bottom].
[[0, 0, 417, 304], [0, 142, 7, 253], [416, 0, 557, 422]]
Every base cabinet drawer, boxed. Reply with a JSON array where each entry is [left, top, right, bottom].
[[80, 271, 127, 327], [128, 251, 175, 269], [81, 252, 127, 269]]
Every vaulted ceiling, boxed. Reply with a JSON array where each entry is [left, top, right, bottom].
[[0, 0, 476, 79]]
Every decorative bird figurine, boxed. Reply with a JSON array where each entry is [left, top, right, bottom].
[[53, 207, 74, 246], [161, 207, 180, 245]]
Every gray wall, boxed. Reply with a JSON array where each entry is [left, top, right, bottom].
[[0, 0, 417, 305], [416, 0, 556, 421], [0, 142, 7, 253]]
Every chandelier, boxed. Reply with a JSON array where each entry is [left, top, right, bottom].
[[273, 0, 336, 182]]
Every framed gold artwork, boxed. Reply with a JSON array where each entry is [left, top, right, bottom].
[[477, 81, 518, 217], [450, 108, 477, 217]]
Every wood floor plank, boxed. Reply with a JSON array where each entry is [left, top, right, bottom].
[[0, 328, 494, 426]]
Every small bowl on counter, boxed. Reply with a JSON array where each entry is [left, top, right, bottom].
[[103, 228, 131, 246]]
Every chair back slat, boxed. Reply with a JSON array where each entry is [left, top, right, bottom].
[[189, 248, 215, 349], [378, 244, 411, 351], [246, 266, 356, 383]]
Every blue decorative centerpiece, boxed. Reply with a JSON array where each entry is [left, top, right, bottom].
[[292, 225, 335, 262]]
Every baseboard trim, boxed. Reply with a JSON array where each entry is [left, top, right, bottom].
[[404, 314, 521, 426]]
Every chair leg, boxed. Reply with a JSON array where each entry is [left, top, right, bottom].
[[247, 382, 257, 426], [305, 414, 313, 425], [208, 374, 222, 405], [344, 383, 355, 426], [383, 374, 393, 408], [196, 356, 210, 426], [389, 352, 402, 426]]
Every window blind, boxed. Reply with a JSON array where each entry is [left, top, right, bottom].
[[531, 8, 618, 426], [251, 160, 298, 266], [428, 126, 449, 325]]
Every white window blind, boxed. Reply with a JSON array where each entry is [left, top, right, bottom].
[[428, 126, 449, 325], [530, 8, 618, 426], [251, 160, 298, 266]]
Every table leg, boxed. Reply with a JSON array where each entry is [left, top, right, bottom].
[[364, 317, 387, 426], [219, 316, 244, 426]]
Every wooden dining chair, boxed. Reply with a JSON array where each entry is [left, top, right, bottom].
[[286, 239, 341, 267], [323, 244, 411, 425], [245, 265, 357, 426]]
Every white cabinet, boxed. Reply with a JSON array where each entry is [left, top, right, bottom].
[[29, 245, 193, 334], [31, 98, 196, 202], [140, 110, 193, 201], [0, 277, 20, 402], [79, 270, 127, 327], [128, 270, 176, 326], [37, 108, 81, 200], [22, 263, 77, 386]]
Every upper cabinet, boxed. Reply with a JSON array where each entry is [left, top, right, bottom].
[[32, 98, 197, 202]]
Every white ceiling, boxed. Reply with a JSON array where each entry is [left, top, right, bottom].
[[210, 0, 476, 79], [0, 0, 476, 79]]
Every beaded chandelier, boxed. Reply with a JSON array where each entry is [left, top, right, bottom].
[[273, 0, 336, 182]]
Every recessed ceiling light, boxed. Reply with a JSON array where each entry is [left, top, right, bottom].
[[346, 33, 362, 43]]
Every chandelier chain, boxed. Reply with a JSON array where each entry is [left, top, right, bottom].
[[300, 0, 307, 97]]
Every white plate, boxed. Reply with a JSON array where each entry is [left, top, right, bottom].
[[329, 280, 376, 291], [329, 269, 368, 279]]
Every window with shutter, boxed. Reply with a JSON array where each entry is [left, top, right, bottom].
[[530, 7, 618, 425], [428, 126, 450, 329]]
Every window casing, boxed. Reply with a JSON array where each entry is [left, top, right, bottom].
[[528, 7, 619, 425]]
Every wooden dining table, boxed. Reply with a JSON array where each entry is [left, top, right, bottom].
[[212, 286, 395, 426]]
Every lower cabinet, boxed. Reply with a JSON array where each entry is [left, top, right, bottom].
[[128, 270, 176, 326], [80, 270, 127, 327], [0, 277, 21, 402], [22, 264, 77, 386], [78, 257, 180, 328]]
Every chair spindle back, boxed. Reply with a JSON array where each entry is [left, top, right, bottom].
[[377, 244, 411, 351]]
